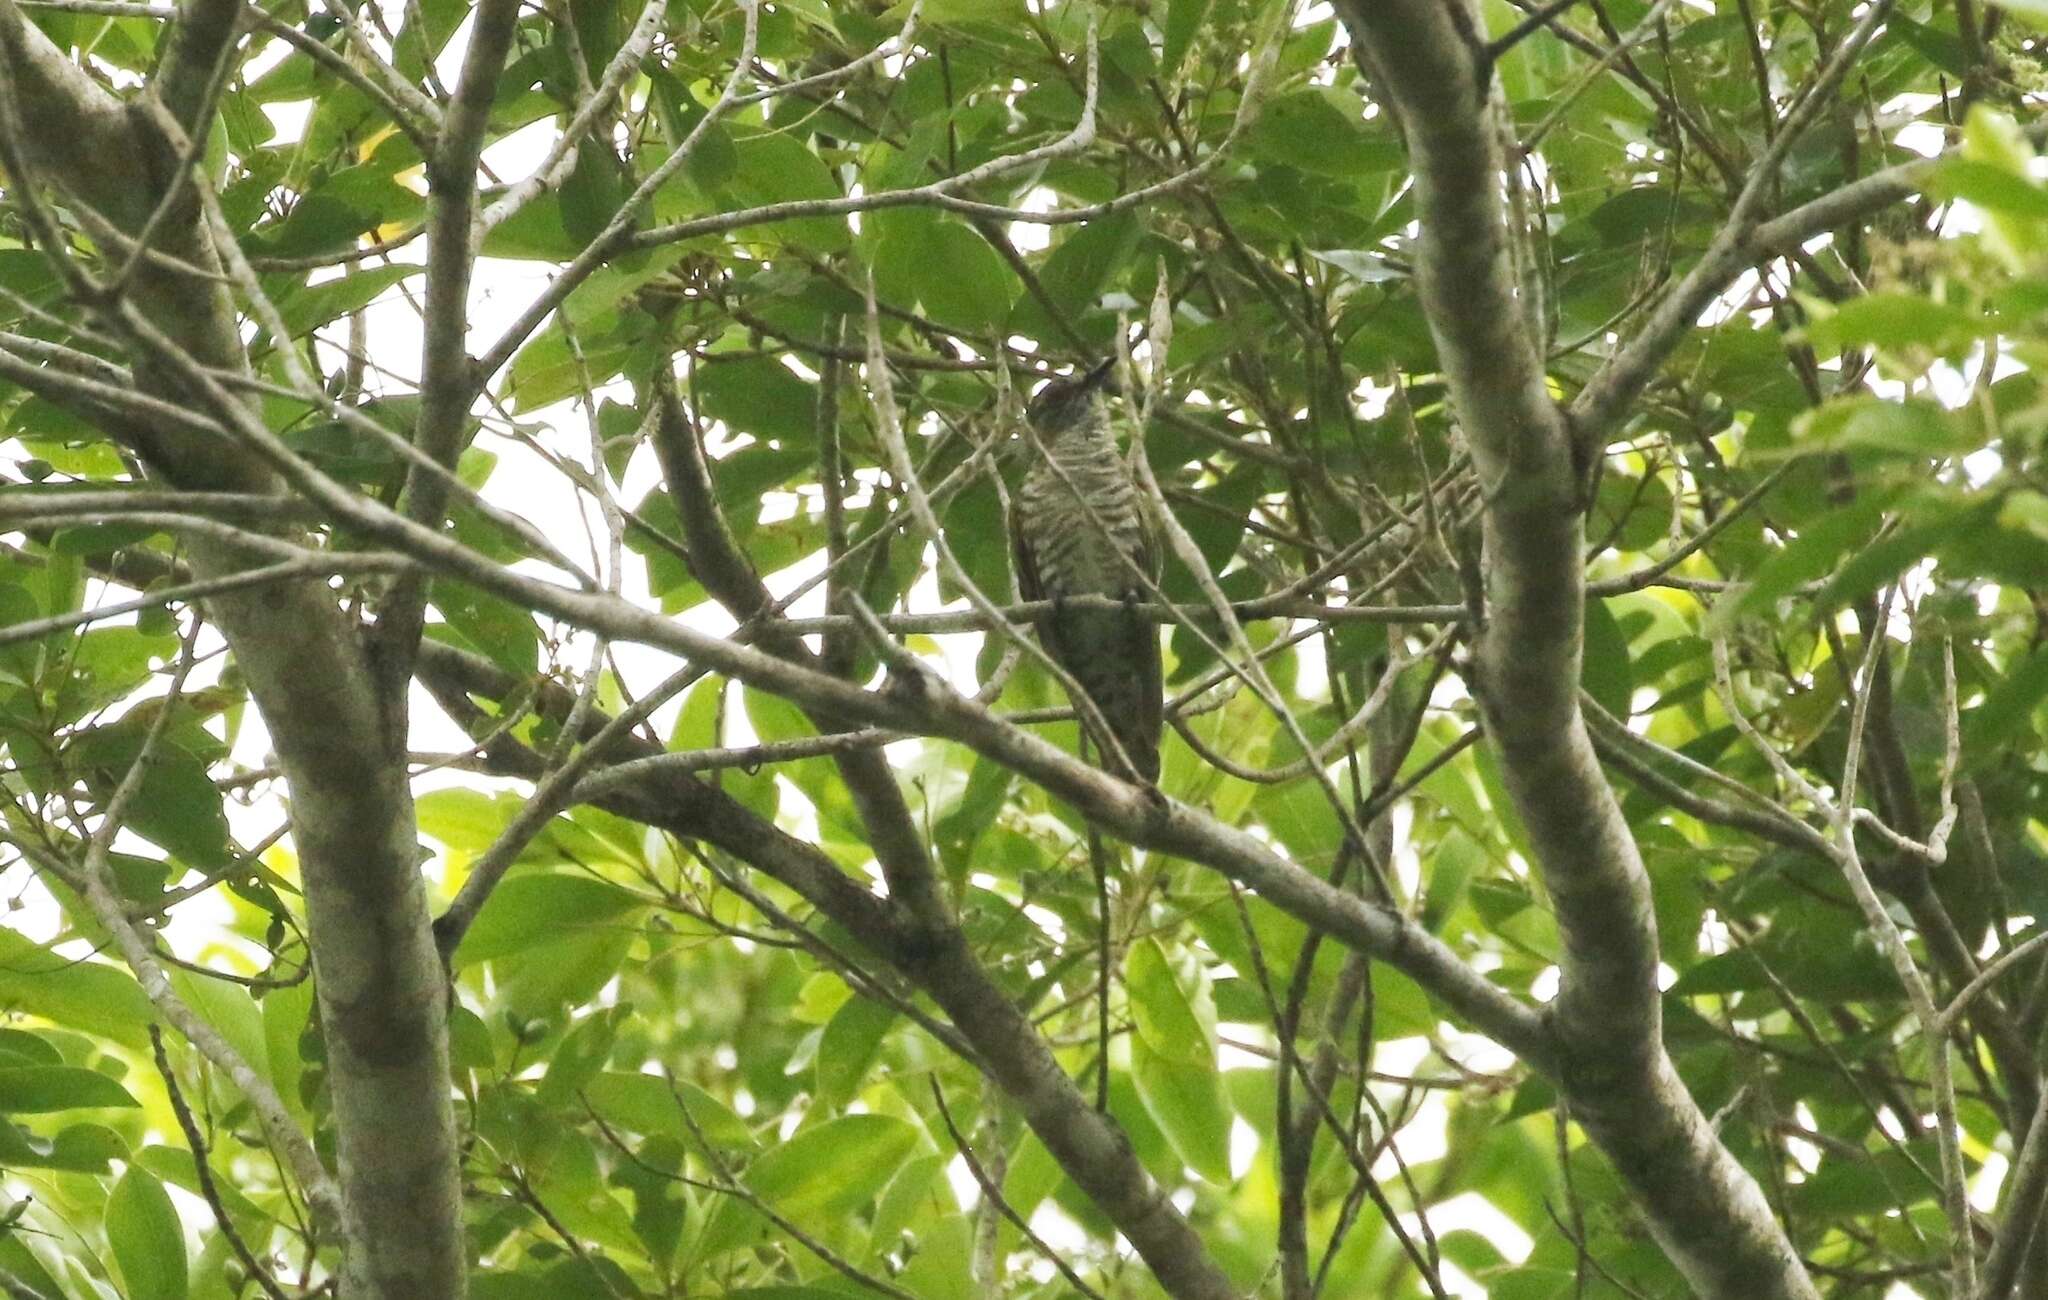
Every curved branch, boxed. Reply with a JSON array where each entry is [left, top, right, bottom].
[[415, 641, 1246, 1300], [116, 289, 1563, 1067], [1569, 5, 1912, 440], [1337, 2, 1821, 1296], [0, 14, 467, 1293], [374, 0, 524, 704]]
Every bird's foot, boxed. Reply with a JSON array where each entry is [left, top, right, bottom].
[[1138, 780, 1171, 818]]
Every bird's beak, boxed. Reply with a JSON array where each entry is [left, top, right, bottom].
[[1080, 356, 1117, 391]]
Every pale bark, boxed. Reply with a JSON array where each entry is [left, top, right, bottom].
[[0, 5, 463, 1294], [1336, 2, 1820, 1295]]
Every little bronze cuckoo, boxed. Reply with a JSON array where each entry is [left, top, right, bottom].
[[1009, 360, 1164, 783]]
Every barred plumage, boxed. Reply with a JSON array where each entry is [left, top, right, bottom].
[[1010, 365, 1164, 782]]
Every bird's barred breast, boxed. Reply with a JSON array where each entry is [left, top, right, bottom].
[[1019, 448, 1147, 596]]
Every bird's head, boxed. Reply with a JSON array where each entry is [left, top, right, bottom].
[[1024, 358, 1116, 440]]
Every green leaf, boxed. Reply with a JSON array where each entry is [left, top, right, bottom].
[[871, 1150, 951, 1246], [1804, 294, 1985, 355], [582, 1072, 757, 1152], [887, 0, 1027, 26], [1944, 507, 2048, 587], [562, 247, 687, 329], [0, 1065, 140, 1112], [1244, 89, 1401, 177], [0, 1116, 51, 1164], [896, 1212, 973, 1296], [482, 192, 585, 260], [1129, 1033, 1232, 1182], [135, 1145, 271, 1245], [453, 873, 644, 966], [448, 1007, 494, 1073], [1710, 492, 1896, 632], [695, 356, 818, 442], [165, 972, 264, 1092], [1421, 827, 1482, 934], [1011, 210, 1140, 335], [1789, 1142, 1941, 1218], [418, 787, 520, 856], [0, 1233, 64, 1300], [469, 1263, 614, 1300], [718, 131, 849, 250], [1161, 0, 1213, 73], [1793, 396, 1982, 456], [1962, 107, 2045, 261], [1811, 496, 1992, 614], [0, 930, 152, 1047], [70, 721, 232, 868], [696, 1114, 920, 1256], [1934, 158, 2048, 219], [744, 1114, 919, 1215], [503, 312, 644, 411], [255, 163, 421, 258], [1125, 938, 1215, 1065], [814, 995, 894, 1112], [537, 1008, 623, 1107], [1987, 0, 2048, 20], [1307, 248, 1405, 284], [391, 0, 466, 81], [1887, 13, 1969, 76], [1580, 598, 1634, 721], [0, 1030, 60, 1066], [262, 979, 314, 1119], [1372, 967, 1440, 1041], [561, 143, 628, 247], [889, 219, 1016, 332], [54, 1122, 131, 1173], [431, 579, 541, 674], [270, 264, 420, 339], [1964, 645, 2048, 760], [108, 1166, 187, 1300]]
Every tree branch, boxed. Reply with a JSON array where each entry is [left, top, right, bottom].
[[414, 640, 1247, 1300], [0, 13, 468, 1290], [1569, 1, 1909, 439], [375, 0, 524, 710], [1337, 2, 1821, 1295], [150, 0, 241, 135]]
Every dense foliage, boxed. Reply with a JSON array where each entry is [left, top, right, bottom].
[[1, 0, 2047, 1296]]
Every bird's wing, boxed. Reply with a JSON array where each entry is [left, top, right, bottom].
[[1134, 498, 1163, 584], [1132, 519, 1164, 769], [1125, 487, 1165, 777], [1009, 491, 1045, 605]]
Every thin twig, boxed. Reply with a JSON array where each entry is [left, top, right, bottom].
[[665, 1075, 921, 1300], [149, 1025, 292, 1300], [928, 1079, 1106, 1300]]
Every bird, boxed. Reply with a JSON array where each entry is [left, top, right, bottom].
[[1009, 360, 1164, 783]]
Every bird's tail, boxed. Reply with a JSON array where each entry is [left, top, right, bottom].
[[1071, 659, 1160, 782], [1101, 706, 1161, 784]]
